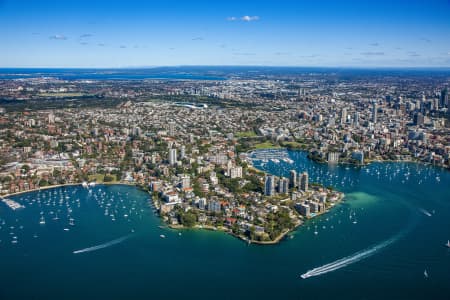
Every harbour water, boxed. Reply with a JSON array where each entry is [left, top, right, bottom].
[[1, 150, 449, 299]]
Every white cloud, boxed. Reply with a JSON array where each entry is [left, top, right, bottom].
[[241, 15, 259, 22], [361, 52, 385, 56], [227, 16, 259, 22], [49, 34, 67, 40]]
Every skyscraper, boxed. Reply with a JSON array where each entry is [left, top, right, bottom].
[[353, 112, 359, 126], [180, 145, 186, 159], [48, 113, 55, 124], [264, 175, 275, 196], [300, 172, 308, 192], [372, 102, 377, 123], [278, 177, 289, 194], [169, 148, 177, 165], [440, 88, 448, 108], [340, 108, 347, 125], [134, 126, 142, 137], [289, 170, 297, 188], [413, 112, 424, 126]]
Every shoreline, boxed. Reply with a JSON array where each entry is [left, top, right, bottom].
[[1, 176, 343, 246], [166, 223, 295, 245], [246, 146, 449, 171], [1, 181, 138, 199]]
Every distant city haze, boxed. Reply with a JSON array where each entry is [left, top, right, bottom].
[[1, 0, 450, 67]]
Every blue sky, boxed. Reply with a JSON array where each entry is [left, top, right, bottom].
[[1, 0, 450, 67]]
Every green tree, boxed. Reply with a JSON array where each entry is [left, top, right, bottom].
[[180, 211, 197, 227], [104, 175, 114, 182]]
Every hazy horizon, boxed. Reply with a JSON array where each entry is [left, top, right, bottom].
[[2, 0, 450, 68]]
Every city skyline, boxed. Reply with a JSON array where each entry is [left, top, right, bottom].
[[2, 0, 450, 68]]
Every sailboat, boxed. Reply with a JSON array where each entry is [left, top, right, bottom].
[[39, 216, 46, 225], [424, 269, 428, 278], [445, 240, 450, 248]]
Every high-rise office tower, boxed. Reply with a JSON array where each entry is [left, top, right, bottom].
[[341, 108, 347, 125], [372, 102, 377, 123], [169, 148, 177, 165], [440, 88, 448, 108]]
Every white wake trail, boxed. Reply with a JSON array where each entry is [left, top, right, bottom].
[[419, 208, 432, 217], [300, 201, 422, 279], [301, 236, 397, 279], [73, 234, 132, 254]]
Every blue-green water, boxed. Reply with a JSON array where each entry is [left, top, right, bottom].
[[1, 150, 450, 300]]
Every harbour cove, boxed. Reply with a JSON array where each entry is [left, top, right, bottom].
[[0, 150, 449, 299]]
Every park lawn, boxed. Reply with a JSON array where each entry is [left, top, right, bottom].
[[282, 141, 304, 148], [39, 92, 86, 97], [88, 174, 117, 183], [253, 141, 281, 149], [235, 131, 257, 138]]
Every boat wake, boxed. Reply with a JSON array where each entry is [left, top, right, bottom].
[[73, 234, 133, 254], [301, 235, 399, 279], [301, 208, 420, 279], [419, 208, 432, 217]]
